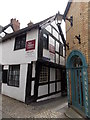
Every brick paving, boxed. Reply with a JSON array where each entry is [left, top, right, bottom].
[[1, 94, 68, 119]]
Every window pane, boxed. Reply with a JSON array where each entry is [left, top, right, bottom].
[[43, 33, 48, 49], [8, 65, 20, 87], [53, 29, 58, 40], [56, 53, 59, 64], [15, 40, 20, 49], [39, 66, 48, 83], [14, 34, 26, 50], [60, 43, 63, 56]]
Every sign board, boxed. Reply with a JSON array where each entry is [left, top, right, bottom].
[[49, 44, 55, 54], [26, 39, 35, 51], [3, 65, 9, 70]]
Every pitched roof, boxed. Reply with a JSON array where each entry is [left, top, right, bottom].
[[63, 0, 72, 19], [2, 15, 55, 42]]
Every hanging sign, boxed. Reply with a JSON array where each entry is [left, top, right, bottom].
[[26, 39, 35, 51]]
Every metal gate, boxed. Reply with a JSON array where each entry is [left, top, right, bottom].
[[66, 50, 89, 117], [71, 67, 85, 112]]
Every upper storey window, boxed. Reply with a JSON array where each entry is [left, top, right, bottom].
[[14, 34, 26, 50], [43, 33, 49, 50]]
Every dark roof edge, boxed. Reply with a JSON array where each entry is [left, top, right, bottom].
[[2, 15, 55, 42], [63, 0, 72, 20], [2, 23, 39, 42]]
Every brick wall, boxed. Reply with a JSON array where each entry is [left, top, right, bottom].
[[65, 1, 90, 113], [88, 2, 90, 84], [66, 2, 89, 77], [66, 2, 89, 63], [88, 2, 90, 111]]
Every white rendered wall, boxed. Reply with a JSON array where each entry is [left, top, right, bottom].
[[2, 63, 28, 102], [2, 29, 38, 65]]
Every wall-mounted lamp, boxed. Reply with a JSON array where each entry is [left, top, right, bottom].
[[55, 12, 73, 27], [65, 16, 73, 27], [55, 12, 63, 25], [73, 34, 81, 44]]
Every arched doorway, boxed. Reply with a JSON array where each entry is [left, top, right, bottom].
[[66, 50, 89, 117]]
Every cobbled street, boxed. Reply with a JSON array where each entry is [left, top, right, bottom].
[[1, 94, 68, 119]]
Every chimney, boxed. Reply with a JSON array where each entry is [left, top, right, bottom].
[[27, 21, 33, 27], [11, 18, 20, 32]]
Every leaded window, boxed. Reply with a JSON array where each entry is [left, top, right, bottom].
[[14, 34, 26, 50], [8, 65, 20, 87], [39, 66, 48, 83]]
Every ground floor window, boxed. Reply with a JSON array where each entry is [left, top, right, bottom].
[[39, 66, 48, 83], [8, 65, 20, 87]]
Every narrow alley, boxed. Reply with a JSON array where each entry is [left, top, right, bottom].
[[2, 95, 68, 118]]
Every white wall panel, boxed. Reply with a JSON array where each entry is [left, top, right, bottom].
[[56, 41, 59, 52], [51, 21, 58, 32], [57, 82, 61, 91], [50, 68, 55, 81], [50, 83, 55, 93], [43, 49, 50, 59], [49, 36, 55, 46], [60, 56, 65, 65], [38, 85, 48, 97], [32, 62, 36, 78], [2, 63, 28, 102], [31, 81, 35, 96], [53, 29, 58, 40], [45, 25, 51, 33], [63, 47, 65, 57], [50, 53, 55, 62]]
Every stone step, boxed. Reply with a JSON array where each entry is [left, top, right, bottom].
[[65, 108, 83, 118]]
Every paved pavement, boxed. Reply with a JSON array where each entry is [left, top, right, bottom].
[[1, 94, 68, 119]]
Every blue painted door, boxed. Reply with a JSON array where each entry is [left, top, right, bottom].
[[70, 55, 85, 112], [66, 50, 89, 117], [71, 67, 85, 112]]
